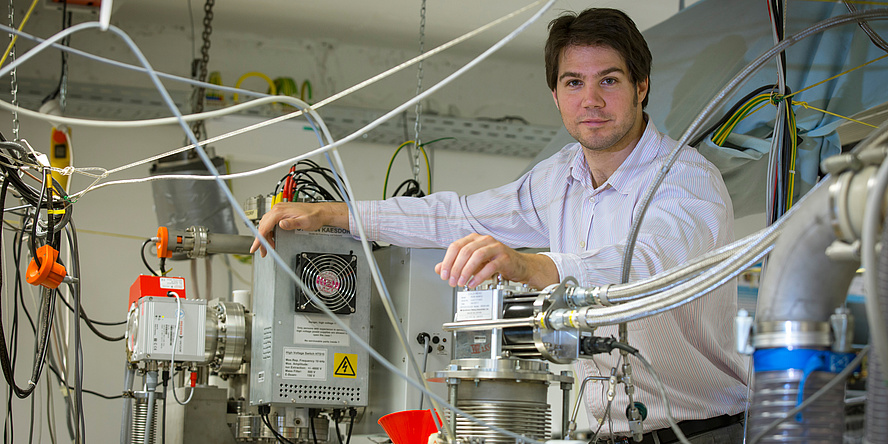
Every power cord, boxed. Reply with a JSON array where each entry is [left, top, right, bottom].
[[167, 291, 194, 405], [257, 405, 297, 444]]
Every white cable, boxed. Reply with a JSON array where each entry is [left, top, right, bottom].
[[0, 0, 543, 139], [633, 353, 692, 444], [0, 3, 555, 440], [618, 10, 888, 285], [0, 1, 546, 194], [88, 2, 556, 442], [168, 291, 194, 405], [99, 0, 112, 31]]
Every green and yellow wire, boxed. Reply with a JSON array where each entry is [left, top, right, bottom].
[[382, 137, 455, 198]]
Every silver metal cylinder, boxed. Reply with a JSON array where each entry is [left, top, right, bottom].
[[429, 358, 570, 443], [130, 392, 158, 444]]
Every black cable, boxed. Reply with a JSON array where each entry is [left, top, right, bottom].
[[43, 358, 122, 400], [54, 292, 127, 325], [260, 412, 297, 444], [310, 408, 319, 444], [29, 170, 47, 263], [162, 370, 169, 444], [392, 178, 425, 197], [57, 287, 124, 343], [141, 238, 159, 276], [689, 84, 778, 147], [333, 410, 344, 444], [0, 178, 56, 399], [275, 160, 350, 202], [28, 393, 35, 444], [62, 220, 85, 443], [345, 408, 356, 444]]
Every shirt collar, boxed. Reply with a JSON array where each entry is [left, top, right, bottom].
[[567, 117, 661, 195]]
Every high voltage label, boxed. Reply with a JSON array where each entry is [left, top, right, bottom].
[[333, 353, 357, 378]]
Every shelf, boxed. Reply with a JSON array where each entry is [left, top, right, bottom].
[[7, 78, 558, 158]]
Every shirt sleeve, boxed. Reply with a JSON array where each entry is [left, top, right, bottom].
[[541, 159, 733, 288], [348, 155, 561, 249]]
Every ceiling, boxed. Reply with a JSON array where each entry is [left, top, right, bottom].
[[110, 0, 700, 63]]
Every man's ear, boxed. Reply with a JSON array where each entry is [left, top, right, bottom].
[[637, 77, 649, 106], [551, 89, 559, 111]]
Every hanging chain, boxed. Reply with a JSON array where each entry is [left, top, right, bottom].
[[411, 0, 426, 184], [8, 0, 18, 141], [60, 11, 70, 113], [188, 0, 214, 144]]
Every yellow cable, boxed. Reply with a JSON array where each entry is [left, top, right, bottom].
[[382, 140, 432, 198], [232, 72, 277, 103], [70, 228, 147, 241], [792, 100, 879, 128], [786, 104, 798, 210], [784, 53, 888, 101], [0, 0, 39, 68], [716, 54, 888, 145]]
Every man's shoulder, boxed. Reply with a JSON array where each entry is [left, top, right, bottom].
[[531, 141, 582, 172], [655, 132, 723, 178]]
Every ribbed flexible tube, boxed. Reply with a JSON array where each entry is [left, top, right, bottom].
[[866, 218, 888, 443]]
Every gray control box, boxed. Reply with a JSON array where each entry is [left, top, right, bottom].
[[251, 227, 371, 407]]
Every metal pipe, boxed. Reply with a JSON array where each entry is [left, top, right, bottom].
[[119, 362, 136, 444], [749, 179, 860, 443], [442, 317, 534, 332], [205, 232, 254, 255], [448, 382, 458, 441], [143, 370, 158, 444], [756, 180, 858, 324], [560, 371, 571, 439]]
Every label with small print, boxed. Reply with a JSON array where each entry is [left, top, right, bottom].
[[282, 347, 327, 381], [159, 277, 185, 290], [454, 290, 494, 321]]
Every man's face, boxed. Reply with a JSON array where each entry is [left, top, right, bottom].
[[552, 44, 648, 153]]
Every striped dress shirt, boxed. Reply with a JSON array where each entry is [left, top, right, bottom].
[[350, 120, 749, 434]]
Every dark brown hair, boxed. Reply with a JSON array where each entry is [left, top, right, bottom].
[[545, 8, 652, 108]]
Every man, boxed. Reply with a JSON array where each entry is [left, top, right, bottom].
[[252, 8, 748, 443]]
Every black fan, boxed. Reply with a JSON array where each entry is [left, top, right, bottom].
[[294, 252, 358, 314]]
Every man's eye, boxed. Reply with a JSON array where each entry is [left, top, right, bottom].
[[566, 79, 582, 87], [602, 78, 617, 86]]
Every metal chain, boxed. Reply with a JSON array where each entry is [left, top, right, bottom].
[[411, 0, 426, 184], [188, 0, 214, 143], [8, 0, 18, 141], [60, 11, 70, 113]]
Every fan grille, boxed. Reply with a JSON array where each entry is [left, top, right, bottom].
[[294, 252, 357, 314]]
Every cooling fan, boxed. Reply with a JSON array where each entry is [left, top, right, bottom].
[[294, 252, 358, 314]]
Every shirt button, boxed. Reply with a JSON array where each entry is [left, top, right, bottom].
[[589, 197, 595, 203], [579, 241, 586, 248]]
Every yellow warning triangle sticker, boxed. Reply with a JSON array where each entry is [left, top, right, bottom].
[[333, 353, 357, 378]]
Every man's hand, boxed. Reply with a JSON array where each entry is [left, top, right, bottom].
[[250, 202, 349, 257], [434, 233, 559, 289]]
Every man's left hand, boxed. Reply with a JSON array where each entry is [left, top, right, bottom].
[[434, 233, 559, 289]]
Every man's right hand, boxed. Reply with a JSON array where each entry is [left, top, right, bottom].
[[250, 202, 349, 257]]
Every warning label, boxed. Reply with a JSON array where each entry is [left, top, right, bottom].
[[282, 347, 327, 381], [333, 353, 357, 379], [294, 314, 350, 346]]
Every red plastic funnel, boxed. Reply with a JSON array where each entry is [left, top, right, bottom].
[[378, 410, 439, 444]]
